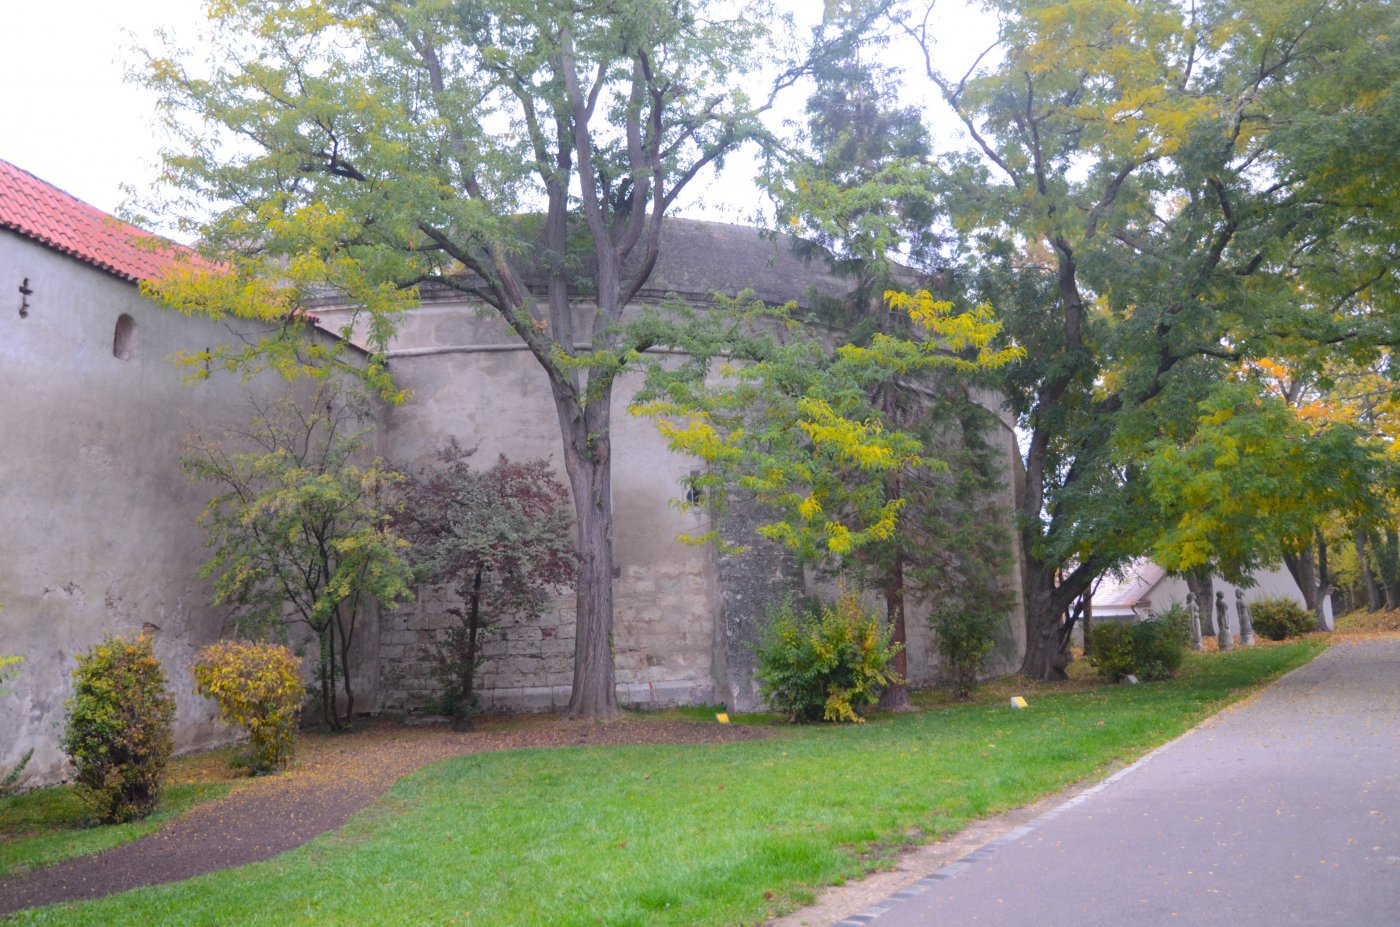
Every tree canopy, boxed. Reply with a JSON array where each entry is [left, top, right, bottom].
[[141, 0, 797, 717], [893, 0, 1400, 675], [182, 379, 413, 729]]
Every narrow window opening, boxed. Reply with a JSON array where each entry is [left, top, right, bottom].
[[113, 314, 137, 360], [684, 470, 704, 506]]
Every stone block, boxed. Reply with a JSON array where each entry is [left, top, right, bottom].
[[517, 686, 565, 711]]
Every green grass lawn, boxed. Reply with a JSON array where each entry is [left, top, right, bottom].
[[0, 780, 232, 880], [6, 642, 1322, 927]]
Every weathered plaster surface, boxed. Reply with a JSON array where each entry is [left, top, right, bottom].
[[0, 232, 371, 785], [5, 218, 1031, 783]]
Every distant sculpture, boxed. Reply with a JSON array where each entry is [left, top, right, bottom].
[[1216, 590, 1234, 651], [1236, 589, 1256, 646], [1196, 586, 1217, 636], [1188, 597, 1204, 652]]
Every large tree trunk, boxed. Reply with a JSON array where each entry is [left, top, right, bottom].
[[879, 549, 913, 710], [1080, 592, 1093, 657], [556, 390, 620, 720], [456, 564, 485, 732], [1020, 564, 1060, 681], [1314, 529, 1334, 631], [1019, 558, 1084, 681], [1356, 532, 1383, 612], [1283, 545, 1319, 613], [1377, 529, 1400, 608]]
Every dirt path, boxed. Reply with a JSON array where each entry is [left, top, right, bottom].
[[0, 717, 764, 915]]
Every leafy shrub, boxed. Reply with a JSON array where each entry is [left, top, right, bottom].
[[755, 592, 903, 723], [1088, 614, 1187, 682], [1151, 602, 1194, 647], [932, 608, 999, 699], [1250, 597, 1314, 640], [1087, 621, 1136, 681], [1131, 613, 1189, 680], [1, 652, 32, 796], [61, 635, 175, 823], [399, 447, 576, 731], [193, 641, 303, 773]]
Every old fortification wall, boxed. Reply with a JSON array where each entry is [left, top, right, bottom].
[[4, 216, 1029, 787], [342, 301, 725, 714], [0, 230, 374, 785], [315, 220, 1028, 716]]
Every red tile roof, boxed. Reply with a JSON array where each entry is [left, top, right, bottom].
[[0, 159, 209, 285]]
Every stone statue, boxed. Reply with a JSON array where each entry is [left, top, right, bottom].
[[1188, 597, 1204, 652], [1216, 590, 1234, 651], [1236, 589, 1256, 646]]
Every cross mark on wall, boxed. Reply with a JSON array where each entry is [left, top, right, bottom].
[[18, 277, 32, 318]]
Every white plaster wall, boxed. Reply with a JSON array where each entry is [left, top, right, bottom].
[[1136, 566, 1307, 619], [0, 232, 369, 785]]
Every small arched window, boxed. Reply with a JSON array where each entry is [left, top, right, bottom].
[[113, 314, 137, 360]]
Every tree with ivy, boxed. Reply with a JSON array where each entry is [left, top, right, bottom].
[[634, 285, 1020, 703], [183, 379, 413, 729], [734, 4, 1016, 704]]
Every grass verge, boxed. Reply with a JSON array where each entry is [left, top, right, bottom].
[[0, 750, 239, 879], [7, 642, 1322, 926]]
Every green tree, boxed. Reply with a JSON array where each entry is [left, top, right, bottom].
[[634, 287, 1019, 705], [898, 0, 1400, 677], [182, 380, 413, 730], [765, 2, 939, 322], [140, 0, 793, 719], [635, 289, 1018, 557], [398, 446, 577, 730], [761, 4, 1017, 703], [1144, 382, 1387, 587]]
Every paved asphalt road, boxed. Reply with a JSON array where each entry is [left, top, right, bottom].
[[845, 639, 1400, 927]]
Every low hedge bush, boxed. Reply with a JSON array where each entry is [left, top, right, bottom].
[[193, 640, 303, 773], [1088, 608, 1188, 682], [755, 591, 902, 723], [61, 634, 175, 823], [1250, 597, 1314, 640], [932, 608, 999, 699]]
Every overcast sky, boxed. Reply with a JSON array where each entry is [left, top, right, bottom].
[[0, 1, 992, 232]]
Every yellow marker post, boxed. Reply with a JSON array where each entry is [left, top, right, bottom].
[[716, 713, 730, 724], [1009, 696, 1028, 710]]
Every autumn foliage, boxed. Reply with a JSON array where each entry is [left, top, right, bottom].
[[61, 635, 176, 823], [399, 447, 576, 729], [194, 641, 303, 772], [755, 591, 903, 724]]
